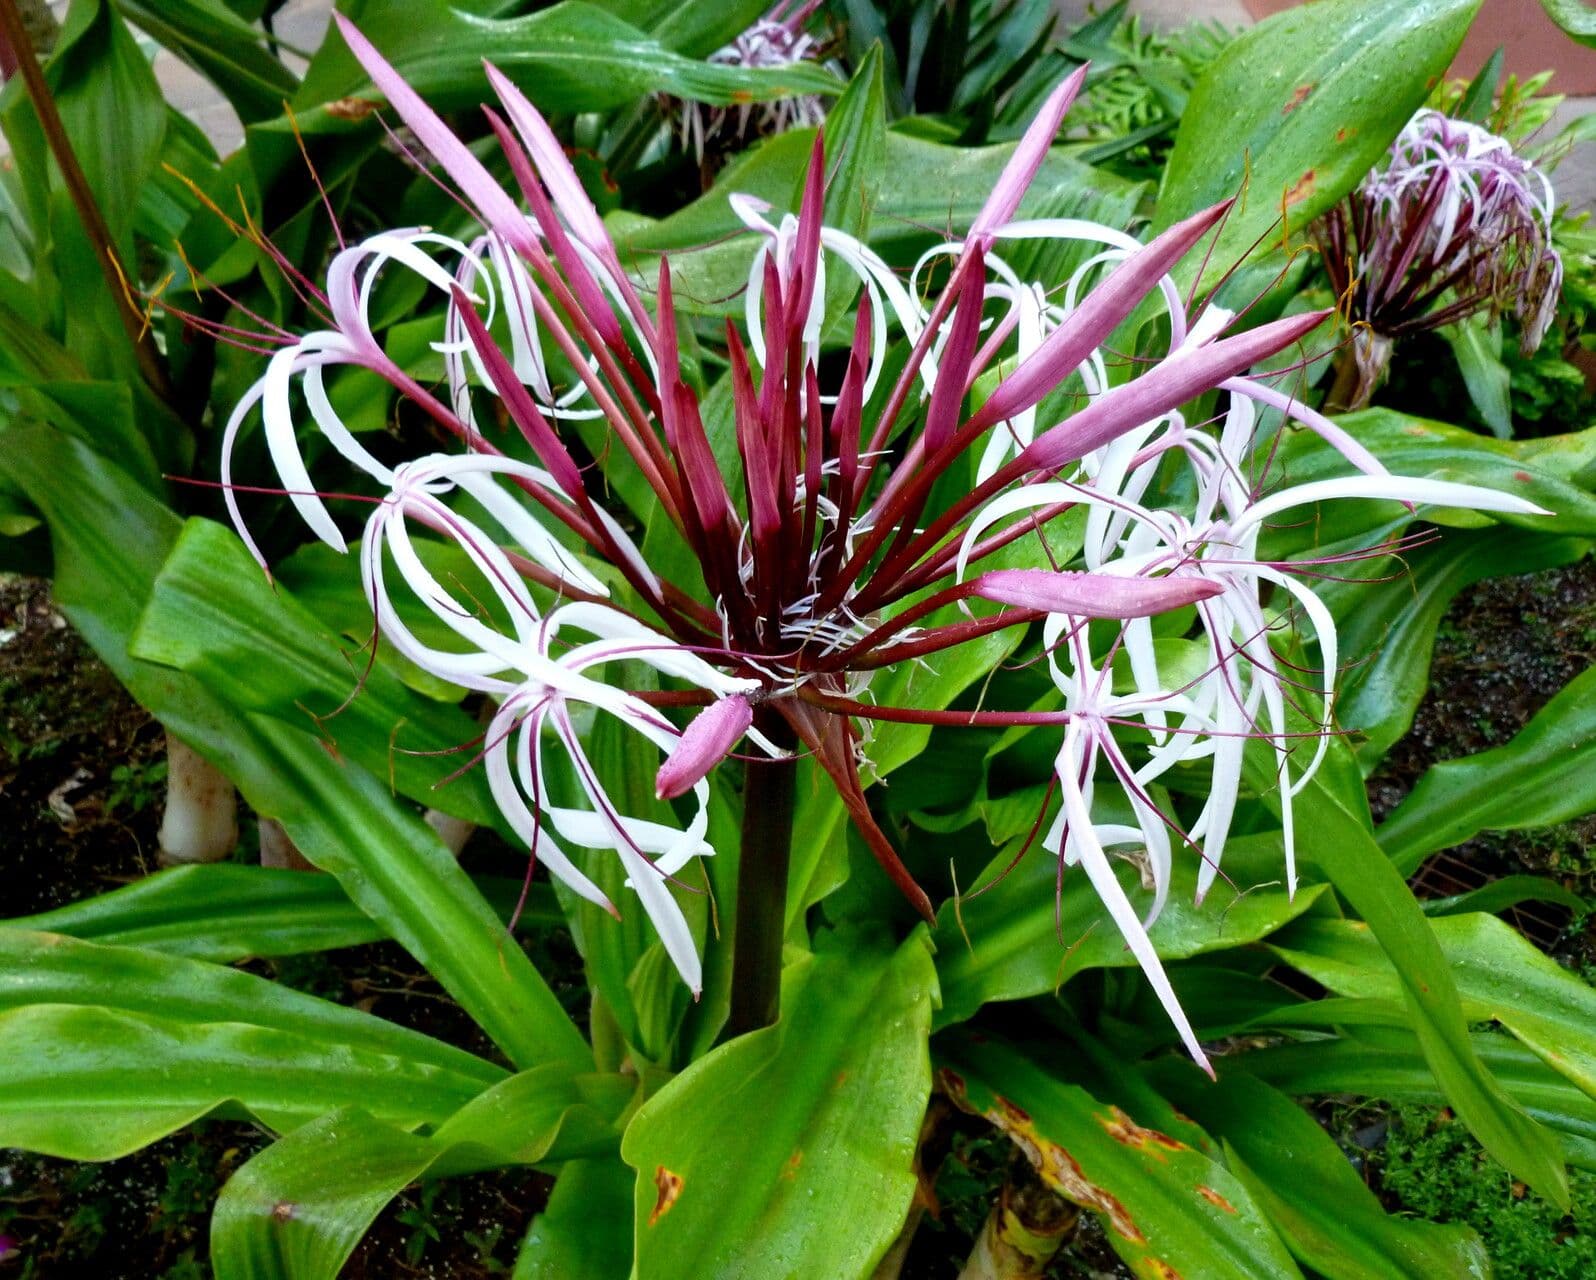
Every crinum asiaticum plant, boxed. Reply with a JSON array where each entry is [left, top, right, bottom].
[[216, 16, 1540, 1066]]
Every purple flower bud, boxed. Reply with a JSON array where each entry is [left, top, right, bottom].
[[972, 569, 1223, 618], [657, 696, 755, 800]]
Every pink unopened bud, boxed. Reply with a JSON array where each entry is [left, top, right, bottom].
[[972, 569, 1223, 619], [656, 695, 754, 800]]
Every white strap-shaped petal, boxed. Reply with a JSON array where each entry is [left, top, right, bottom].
[[362, 493, 540, 688], [260, 336, 393, 551], [1056, 722, 1212, 1075], [547, 602, 759, 699], [483, 694, 614, 911], [1233, 475, 1550, 540], [550, 704, 704, 992]]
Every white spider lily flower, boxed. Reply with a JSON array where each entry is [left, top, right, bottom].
[[481, 601, 760, 995], [961, 408, 1551, 1009]]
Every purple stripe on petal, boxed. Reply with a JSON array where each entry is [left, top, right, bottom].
[[972, 569, 1222, 618]]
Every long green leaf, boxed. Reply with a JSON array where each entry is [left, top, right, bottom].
[[1379, 665, 1596, 875], [4, 864, 561, 963], [1539, 0, 1596, 42], [0, 929, 500, 1082], [210, 1066, 630, 1280], [514, 1157, 633, 1280], [1419, 874, 1588, 918], [120, 0, 299, 123], [130, 518, 497, 827], [1235, 1026, 1596, 1172], [1272, 914, 1596, 1102], [0, 424, 589, 1072], [1155, 0, 1480, 287], [1277, 767, 1569, 1205], [0, 1004, 487, 1161], [1153, 1067, 1488, 1278], [937, 1032, 1303, 1279], [620, 933, 937, 1280], [286, 0, 840, 133]]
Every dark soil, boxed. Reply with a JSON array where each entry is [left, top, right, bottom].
[[0, 574, 565, 1278], [1367, 555, 1596, 968]]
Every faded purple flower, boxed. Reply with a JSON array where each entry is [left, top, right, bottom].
[[672, 1, 834, 164], [1318, 107, 1563, 408]]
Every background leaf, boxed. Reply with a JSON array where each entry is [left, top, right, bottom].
[[0, 424, 590, 1073], [1155, 0, 1481, 289], [5, 863, 561, 963], [937, 1031, 1303, 1279], [210, 1067, 629, 1280], [1152, 1068, 1488, 1279]]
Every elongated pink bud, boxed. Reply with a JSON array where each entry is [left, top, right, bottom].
[[972, 569, 1223, 618], [656, 695, 754, 800], [968, 200, 1233, 435], [969, 63, 1089, 245], [335, 17, 529, 250], [1019, 308, 1333, 474]]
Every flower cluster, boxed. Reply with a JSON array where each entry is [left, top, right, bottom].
[[673, 1, 833, 164], [220, 18, 1541, 1065], [1317, 107, 1563, 408]]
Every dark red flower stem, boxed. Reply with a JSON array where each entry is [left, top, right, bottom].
[[725, 712, 798, 1038]]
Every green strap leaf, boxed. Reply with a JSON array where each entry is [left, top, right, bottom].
[[620, 933, 937, 1280], [119, 0, 300, 124], [0, 1004, 488, 1161], [1271, 913, 1596, 1103], [284, 0, 840, 133], [211, 1067, 631, 1280], [1274, 769, 1569, 1207], [1539, 0, 1596, 42], [1379, 664, 1596, 875], [0, 929, 501, 1083], [1234, 1025, 1596, 1172], [936, 1031, 1303, 1279], [4, 863, 562, 963], [1153, 1067, 1488, 1279], [1154, 0, 1481, 287], [130, 518, 498, 828], [0, 424, 590, 1072], [1418, 874, 1589, 919], [514, 1157, 633, 1280]]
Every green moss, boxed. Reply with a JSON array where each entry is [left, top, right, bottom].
[[1376, 1105, 1596, 1278]]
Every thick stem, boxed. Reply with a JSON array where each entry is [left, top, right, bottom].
[[725, 714, 798, 1038], [0, 0, 170, 399], [956, 1171, 1079, 1280], [1323, 346, 1363, 414], [158, 733, 238, 865]]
